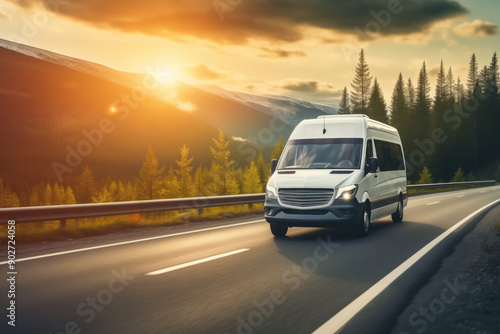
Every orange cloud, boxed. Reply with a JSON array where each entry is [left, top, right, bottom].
[[453, 19, 499, 37], [6, 0, 468, 44]]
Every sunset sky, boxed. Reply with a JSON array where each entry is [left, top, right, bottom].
[[1, 0, 499, 107]]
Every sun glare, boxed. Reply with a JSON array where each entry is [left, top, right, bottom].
[[153, 70, 176, 86]]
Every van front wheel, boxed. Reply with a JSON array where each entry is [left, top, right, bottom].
[[270, 223, 288, 237], [392, 197, 404, 223], [354, 204, 370, 237]]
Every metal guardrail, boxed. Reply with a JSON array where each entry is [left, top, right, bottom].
[[0, 181, 495, 225], [406, 180, 496, 190]]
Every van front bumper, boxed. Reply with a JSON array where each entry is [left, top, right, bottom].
[[264, 197, 364, 228]]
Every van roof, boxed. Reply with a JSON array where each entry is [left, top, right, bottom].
[[290, 114, 399, 139]]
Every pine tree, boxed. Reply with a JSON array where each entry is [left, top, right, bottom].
[[489, 52, 499, 88], [255, 153, 270, 191], [455, 76, 465, 103], [175, 144, 195, 198], [451, 167, 465, 182], [350, 49, 372, 114], [52, 183, 63, 205], [0, 178, 21, 208], [271, 134, 285, 160], [210, 129, 238, 195], [417, 166, 433, 184], [76, 165, 98, 203], [431, 61, 451, 180], [445, 67, 455, 106], [65, 186, 76, 204], [43, 183, 52, 206], [29, 187, 40, 206], [338, 87, 351, 114], [390, 73, 408, 144], [406, 77, 416, 110], [243, 161, 263, 194], [467, 53, 479, 98], [413, 61, 432, 139], [367, 78, 388, 123], [136, 146, 165, 200]]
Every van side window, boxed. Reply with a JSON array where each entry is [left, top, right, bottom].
[[365, 139, 373, 174], [374, 140, 405, 171]]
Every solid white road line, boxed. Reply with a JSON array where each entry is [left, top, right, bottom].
[[0, 220, 264, 265], [426, 201, 441, 206], [312, 198, 500, 334], [145, 248, 250, 276]]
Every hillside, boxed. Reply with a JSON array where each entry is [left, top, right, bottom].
[[0, 46, 221, 186]]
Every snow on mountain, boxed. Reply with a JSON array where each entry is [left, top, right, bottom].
[[196, 85, 338, 126], [0, 38, 138, 87]]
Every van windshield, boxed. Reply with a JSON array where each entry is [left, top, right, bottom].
[[278, 138, 363, 169]]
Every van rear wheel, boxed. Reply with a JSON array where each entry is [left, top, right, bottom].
[[354, 204, 370, 237], [392, 197, 404, 223], [270, 223, 288, 237]]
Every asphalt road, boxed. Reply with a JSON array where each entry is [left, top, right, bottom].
[[1, 186, 499, 334]]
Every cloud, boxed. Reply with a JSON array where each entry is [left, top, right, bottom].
[[453, 19, 499, 37], [183, 64, 225, 81], [280, 79, 343, 97], [6, 0, 468, 44], [0, 9, 10, 20], [258, 46, 307, 58]]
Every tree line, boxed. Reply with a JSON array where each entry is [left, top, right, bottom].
[[339, 49, 500, 182], [0, 131, 286, 208]]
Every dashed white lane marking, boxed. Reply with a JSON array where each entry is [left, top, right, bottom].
[[145, 248, 250, 276], [426, 201, 441, 206]]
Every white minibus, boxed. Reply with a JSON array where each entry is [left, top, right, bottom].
[[265, 114, 407, 237]]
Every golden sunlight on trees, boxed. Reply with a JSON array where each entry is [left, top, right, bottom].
[[136, 146, 165, 200], [210, 129, 239, 195], [76, 165, 98, 203], [0, 178, 20, 208], [243, 161, 262, 194], [175, 145, 195, 198]]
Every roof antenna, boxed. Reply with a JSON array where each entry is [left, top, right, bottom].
[[322, 107, 326, 134]]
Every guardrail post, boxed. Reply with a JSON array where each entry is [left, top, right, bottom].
[[60, 219, 66, 228], [198, 208, 203, 215], [248, 203, 253, 210]]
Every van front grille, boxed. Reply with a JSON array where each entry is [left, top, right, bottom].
[[278, 188, 334, 208]]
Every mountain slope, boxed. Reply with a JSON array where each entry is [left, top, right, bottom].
[[0, 46, 220, 185]]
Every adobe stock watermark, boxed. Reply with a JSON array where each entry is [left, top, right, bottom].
[[48, 267, 135, 334], [223, 235, 340, 334], [51, 65, 170, 182], [404, 85, 494, 178], [213, 0, 243, 21], [399, 277, 467, 334], [7, 0, 73, 44]]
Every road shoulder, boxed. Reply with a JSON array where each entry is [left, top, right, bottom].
[[390, 205, 500, 334]]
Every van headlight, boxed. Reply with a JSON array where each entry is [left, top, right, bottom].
[[266, 186, 277, 199], [335, 185, 358, 200]]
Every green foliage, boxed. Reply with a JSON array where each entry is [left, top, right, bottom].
[[417, 166, 434, 184], [367, 78, 388, 123], [272, 134, 285, 160], [451, 167, 465, 182], [255, 153, 270, 191], [350, 48, 372, 114], [338, 87, 351, 114]]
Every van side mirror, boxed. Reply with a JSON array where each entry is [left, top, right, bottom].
[[369, 157, 379, 173], [270, 159, 278, 174]]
